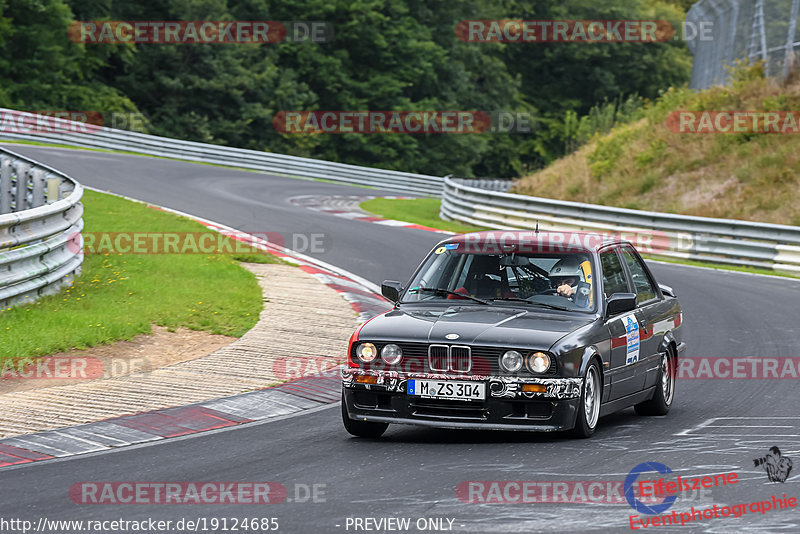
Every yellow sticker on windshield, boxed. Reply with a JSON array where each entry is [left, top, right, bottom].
[[580, 260, 593, 307], [435, 246, 447, 254]]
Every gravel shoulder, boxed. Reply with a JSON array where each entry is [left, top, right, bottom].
[[0, 263, 358, 438]]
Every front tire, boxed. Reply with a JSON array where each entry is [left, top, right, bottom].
[[571, 361, 601, 438], [635, 346, 676, 416], [341, 393, 389, 438]]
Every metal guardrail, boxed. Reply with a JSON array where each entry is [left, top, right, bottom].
[[0, 147, 84, 308], [441, 177, 800, 274], [0, 108, 443, 196]]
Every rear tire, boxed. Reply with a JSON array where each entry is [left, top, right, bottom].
[[341, 393, 389, 438], [571, 361, 601, 438], [635, 346, 676, 416]]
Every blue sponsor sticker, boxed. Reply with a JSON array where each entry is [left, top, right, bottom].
[[624, 314, 640, 365], [445, 243, 459, 250]]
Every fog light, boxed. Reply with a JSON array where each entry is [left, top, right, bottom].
[[527, 352, 551, 373], [522, 384, 547, 393], [355, 375, 378, 384], [381, 344, 403, 365], [500, 350, 523, 373], [356, 343, 377, 363]]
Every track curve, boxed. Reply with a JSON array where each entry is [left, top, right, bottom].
[[2, 145, 799, 533]]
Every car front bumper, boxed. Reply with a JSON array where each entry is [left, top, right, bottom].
[[341, 369, 583, 432]]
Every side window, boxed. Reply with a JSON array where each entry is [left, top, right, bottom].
[[600, 248, 628, 297], [620, 247, 657, 303]]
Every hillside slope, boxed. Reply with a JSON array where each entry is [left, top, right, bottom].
[[512, 67, 800, 226]]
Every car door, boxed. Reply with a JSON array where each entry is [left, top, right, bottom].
[[618, 245, 663, 393], [599, 245, 641, 401]]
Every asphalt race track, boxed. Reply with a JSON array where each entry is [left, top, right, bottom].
[[1, 145, 799, 533]]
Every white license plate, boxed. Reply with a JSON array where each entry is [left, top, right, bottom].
[[408, 380, 485, 401]]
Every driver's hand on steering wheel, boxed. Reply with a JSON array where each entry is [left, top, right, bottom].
[[557, 283, 576, 297]]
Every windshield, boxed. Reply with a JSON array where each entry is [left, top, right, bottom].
[[402, 248, 597, 313]]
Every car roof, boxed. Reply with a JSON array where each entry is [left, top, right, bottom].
[[439, 230, 630, 253]]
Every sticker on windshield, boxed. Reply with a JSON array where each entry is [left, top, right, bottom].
[[435, 246, 447, 254], [622, 314, 640, 365], [445, 243, 459, 250]]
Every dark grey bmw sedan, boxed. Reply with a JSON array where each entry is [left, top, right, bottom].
[[342, 231, 685, 438]]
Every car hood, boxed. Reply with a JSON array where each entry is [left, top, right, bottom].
[[359, 305, 595, 350]]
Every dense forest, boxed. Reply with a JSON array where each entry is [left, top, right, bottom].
[[0, 0, 693, 177]]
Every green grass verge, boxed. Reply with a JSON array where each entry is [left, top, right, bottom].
[[360, 198, 799, 280], [360, 198, 489, 234], [1, 189, 286, 360], [231, 253, 288, 264]]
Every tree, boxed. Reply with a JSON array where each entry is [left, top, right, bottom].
[[0, 0, 135, 112]]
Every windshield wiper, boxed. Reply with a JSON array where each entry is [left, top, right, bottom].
[[408, 287, 491, 305], [490, 297, 571, 311], [526, 301, 571, 311]]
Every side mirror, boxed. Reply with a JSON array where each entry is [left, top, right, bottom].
[[658, 283, 675, 297], [381, 280, 403, 303], [606, 292, 637, 316]]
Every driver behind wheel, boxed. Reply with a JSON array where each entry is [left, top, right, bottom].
[[548, 258, 592, 307], [549, 258, 582, 297]]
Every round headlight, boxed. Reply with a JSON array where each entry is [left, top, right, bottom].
[[500, 350, 523, 373], [381, 344, 403, 365], [527, 352, 551, 374], [356, 343, 377, 362]]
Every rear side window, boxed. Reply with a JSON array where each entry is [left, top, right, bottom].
[[620, 247, 657, 303], [600, 248, 628, 297]]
